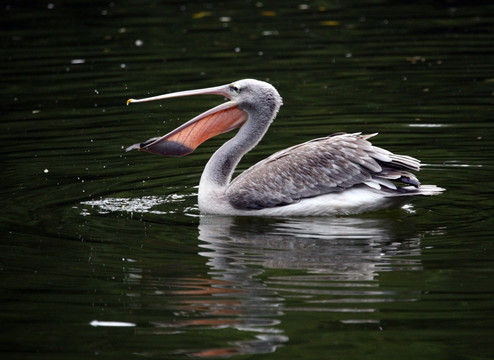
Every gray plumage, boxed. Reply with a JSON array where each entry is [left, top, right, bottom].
[[226, 132, 423, 210]]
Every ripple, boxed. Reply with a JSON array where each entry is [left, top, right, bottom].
[[79, 193, 197, 216], [89, 320, 136, 327]]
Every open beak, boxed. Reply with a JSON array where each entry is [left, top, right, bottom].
[[126, 84, 248, 157]]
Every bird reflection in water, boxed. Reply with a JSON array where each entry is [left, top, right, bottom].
[[139, 214, 425, 357]]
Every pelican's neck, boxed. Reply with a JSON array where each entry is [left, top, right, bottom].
[[200, 112, 271, 189], [198, 79, 283, 210]]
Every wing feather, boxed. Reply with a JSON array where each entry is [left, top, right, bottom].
[[226, 133, 421, 210]]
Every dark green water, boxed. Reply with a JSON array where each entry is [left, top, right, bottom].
[[2, 1, 494, 359]]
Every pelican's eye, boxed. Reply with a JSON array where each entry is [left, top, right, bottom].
[[229, 84, 240, 94]]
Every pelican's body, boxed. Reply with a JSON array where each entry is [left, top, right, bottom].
[[127, 79, 444, 216]]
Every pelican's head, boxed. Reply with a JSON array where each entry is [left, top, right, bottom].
[[224, 79, 283, 117], [126, 79, 282, 157]]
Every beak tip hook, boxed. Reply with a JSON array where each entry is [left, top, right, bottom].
[[126, 99, 134, 106]]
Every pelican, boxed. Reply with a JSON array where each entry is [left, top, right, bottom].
[[126, 79, 444, 216]]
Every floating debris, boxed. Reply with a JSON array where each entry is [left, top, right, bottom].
[[192, 11, 212, 19], [70, 59, 86, 65], [261, 10, 276, 17], [320, 20, 340, 26], [90, 320, 136, 328]]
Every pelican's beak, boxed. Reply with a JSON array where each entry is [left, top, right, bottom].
[[126, 84, 248, 157]]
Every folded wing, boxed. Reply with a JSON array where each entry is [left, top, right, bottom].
[[226, 133, 422, 210]]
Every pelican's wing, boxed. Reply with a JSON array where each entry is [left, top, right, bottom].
[[226, 133, 422, 210]]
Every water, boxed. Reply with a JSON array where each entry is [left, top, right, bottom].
[[2, 1, 494, 359]]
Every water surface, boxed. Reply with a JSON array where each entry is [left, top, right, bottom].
[[2, 1, 494, 359]]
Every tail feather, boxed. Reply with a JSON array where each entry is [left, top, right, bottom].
[[414, 185, 446, 196], [387, 184, 445, 197]]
